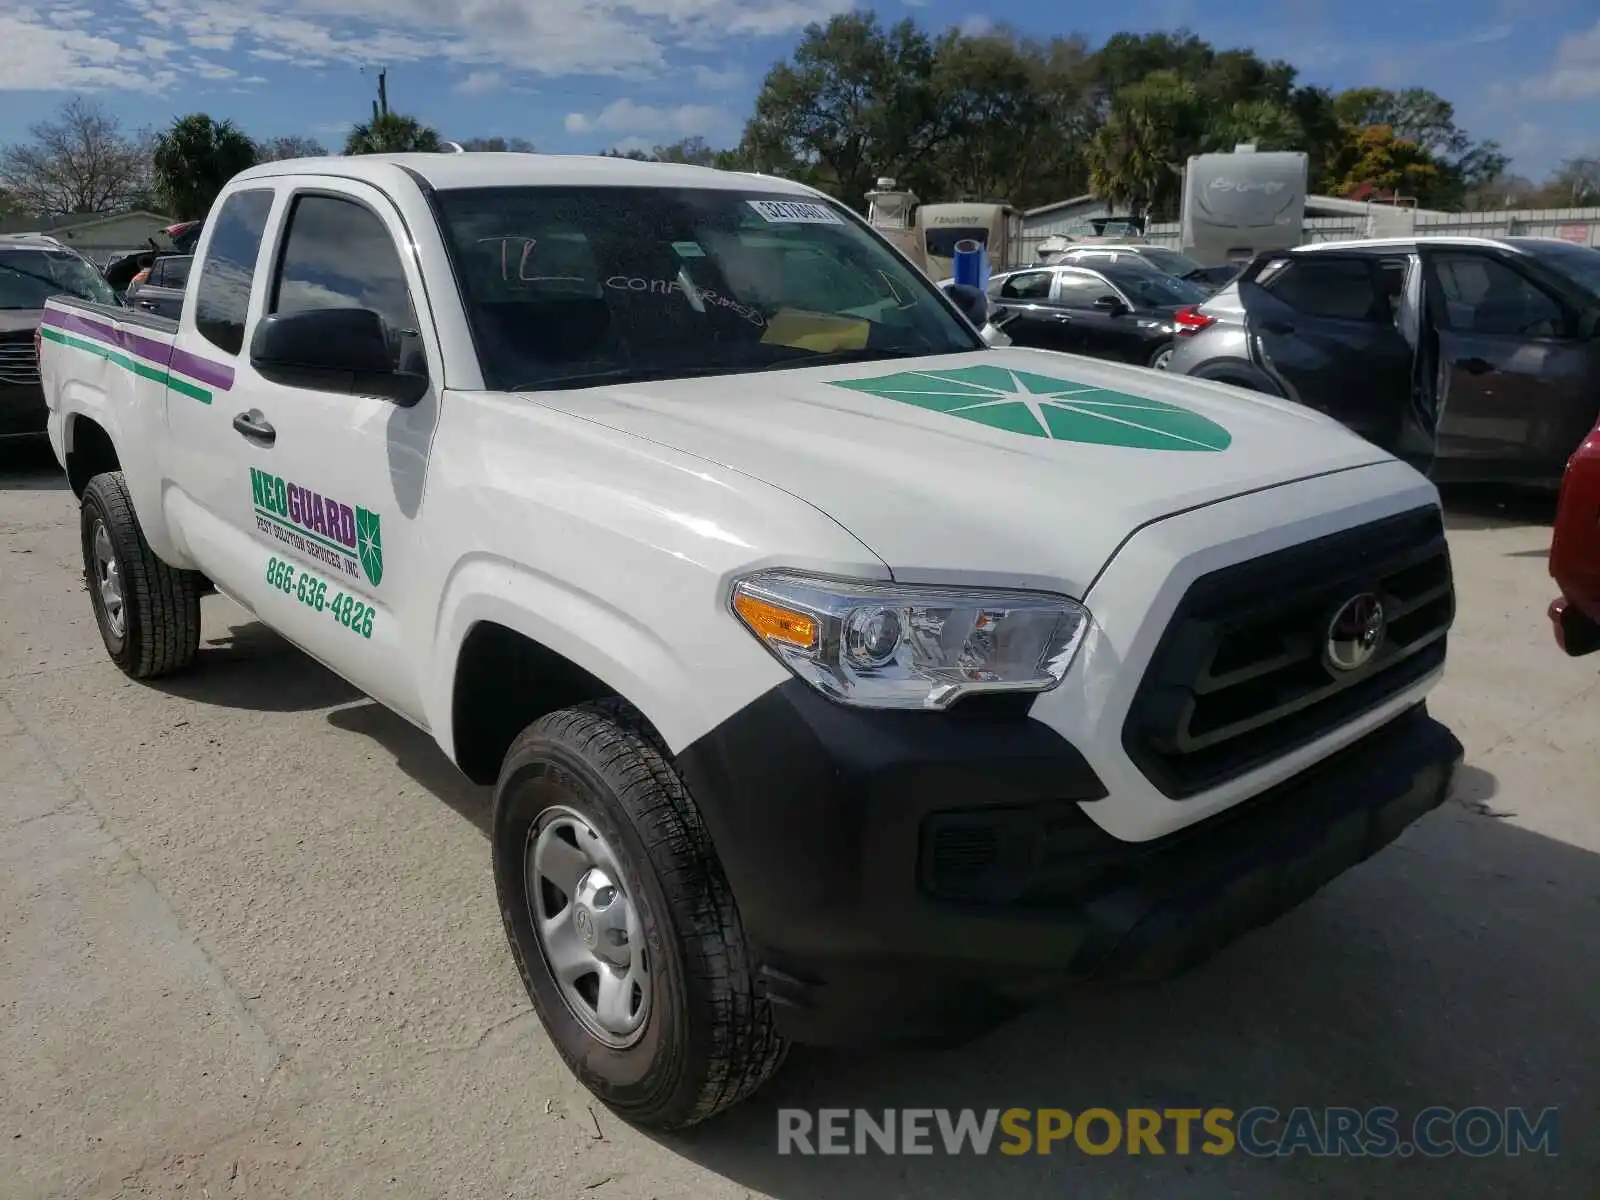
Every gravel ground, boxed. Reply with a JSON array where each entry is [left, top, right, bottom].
[[2, 439, 1596, 1198]]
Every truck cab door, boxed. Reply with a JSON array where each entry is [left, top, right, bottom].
[[988, 269, 1074, 351], [1421, 247, 1598, 483], [224, 180, 442, 723], [1238, 252, 1414, 453]]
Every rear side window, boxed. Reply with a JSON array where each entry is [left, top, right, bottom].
[[998, 270, 1052, 300], [1056, 271, 1122, 309], [1428, 253, 1570, 338], [194, 190, 274, 355], [163, 257, 193, 290], [1260, 257, 1382, 321]]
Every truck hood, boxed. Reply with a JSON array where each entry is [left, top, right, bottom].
[[529, 346, 1397, 594]]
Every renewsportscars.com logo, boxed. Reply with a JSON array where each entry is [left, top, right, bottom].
[[777, 1106, 1560, 1158]]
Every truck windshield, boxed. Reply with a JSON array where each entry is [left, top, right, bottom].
[[923, 227, 990, 258], [0, 248, 116, 310], [433, 186, 984, 391]]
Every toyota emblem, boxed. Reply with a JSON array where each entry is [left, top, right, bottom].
[[1325, 593, 1386, 673]]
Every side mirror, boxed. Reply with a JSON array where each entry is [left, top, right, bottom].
[[1093, 295, 1129, 315], [941, 282, 990, 329], [250, 307, 427, 407]]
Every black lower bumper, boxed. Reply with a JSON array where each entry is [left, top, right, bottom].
[[676, 683, 1461, 1047]]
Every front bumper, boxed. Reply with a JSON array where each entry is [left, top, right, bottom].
[[1549, 597, 1600, 656], [676, 683, 1461, 1047]]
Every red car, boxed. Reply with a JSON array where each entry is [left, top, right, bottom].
[[1549, 414, 1600, 656]]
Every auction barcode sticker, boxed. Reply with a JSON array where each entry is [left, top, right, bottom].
[[748, 199, 843, 224]]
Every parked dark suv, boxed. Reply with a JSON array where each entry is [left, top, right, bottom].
[[1166, 236, 1600, 486], [1, 235, 120, 441]]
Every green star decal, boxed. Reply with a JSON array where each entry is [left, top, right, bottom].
[[355, 507, 384, 587], [829, 364, 1232, 452]]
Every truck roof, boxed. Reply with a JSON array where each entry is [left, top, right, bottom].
[[232, 152, 825, 197]]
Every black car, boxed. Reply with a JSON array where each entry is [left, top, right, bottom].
[[123, 254, 193, 320], [986, 263, 1214, 370], [1, 236, 121, 441]]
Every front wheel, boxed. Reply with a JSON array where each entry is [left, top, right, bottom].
[[80, 471, 203, 679], [1147, 343, 1175, 371], [492, 700, 788, 1130]]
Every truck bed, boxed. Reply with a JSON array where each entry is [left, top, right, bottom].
[[41, 297, 234, 405]]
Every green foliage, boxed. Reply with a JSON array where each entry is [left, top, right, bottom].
[[733, 15, 1512, 216], [151, 114, 258, 220], [344, 113, 442, 155]]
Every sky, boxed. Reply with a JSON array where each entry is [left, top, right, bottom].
[[0, 0, 1595, 186]]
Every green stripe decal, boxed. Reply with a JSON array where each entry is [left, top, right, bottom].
[[254, 507, 354, 559], [41, 326, 213, 405]]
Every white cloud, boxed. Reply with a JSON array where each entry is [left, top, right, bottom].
[[565, 97, 723, 138], [1525, 20, 1600, 100], [958, 14, 995, 37], [455, 70, 504, 94], [692, 64, 743, 89], [0, 0, 848, 96]]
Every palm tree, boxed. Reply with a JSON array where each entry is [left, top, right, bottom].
[[344, 113, 443, 155], [152, 114, 259, 220]]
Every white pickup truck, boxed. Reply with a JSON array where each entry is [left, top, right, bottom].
[[39, 153, 1462, 1130]]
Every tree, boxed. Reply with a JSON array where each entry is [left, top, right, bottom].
[[1540, 157, 1600, 206], [152, 114, 259, 221], [344, 113, 442, 155], [738, 13, 947, 207], [1324, 125, 1443, 202], [1085, 70, 1203, 215], [1330, 87, 1505, 207], [257, 135, 328, 162], [929, 27, 1096, 208], [1204, 99, 1305, 153], [457, 136, 536, 152], [0, 98, 148, 216], [597, 138, 715, 164]]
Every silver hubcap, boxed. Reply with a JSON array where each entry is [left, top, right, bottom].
[[92, 521, 126, 639], [527, 807, 650, 1047], [1152, 348, 1172, 370]]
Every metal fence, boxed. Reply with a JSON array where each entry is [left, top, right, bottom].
[[1010, 207, 1600, 266]]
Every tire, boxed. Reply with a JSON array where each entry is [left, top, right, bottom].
[[1147, 343, 1175, 371], [492, 699, 788, 1130], [80, 471, 202, 679]]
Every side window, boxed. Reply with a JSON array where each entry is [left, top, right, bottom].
[[193, 189, 274, 355], [164, 257, 192, 290], [146, 260, 166, 288], [999, 270, 1053, 300], [1428, 253, 1570, 338], [271, 194, 419, 366], [1056, 272, 1121, 310], [1261, 257, 1382, 321]]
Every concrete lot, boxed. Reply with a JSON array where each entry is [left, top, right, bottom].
[[2, 439, 1596, 1199]]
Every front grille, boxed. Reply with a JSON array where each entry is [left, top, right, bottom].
[[0, 333, 40, 386], [1122, 506, 1454, 799]]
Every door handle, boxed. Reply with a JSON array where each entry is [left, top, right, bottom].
[[232, 409, 276, 447], [1461, 356, 1495, 376], [1050, 311, 1074, 321], [137, 300, 158, 310]]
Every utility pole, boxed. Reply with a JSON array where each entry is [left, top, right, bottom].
[[370, 66, 389, 123]]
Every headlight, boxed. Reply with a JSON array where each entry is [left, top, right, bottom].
[[730, 570, 1090, 710]]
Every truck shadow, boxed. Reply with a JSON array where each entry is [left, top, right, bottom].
[[326, 699, 493, 836], [1438, 484, 1558, 531], [0, 440, 68, 489], [146, 617, 362, 713]]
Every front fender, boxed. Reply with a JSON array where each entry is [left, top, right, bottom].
[[426, 554, 792, 762]]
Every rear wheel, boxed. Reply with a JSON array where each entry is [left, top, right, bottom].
[[1147, 343, 1175, 371], [80, 471, 202, 679], [492, 700, 788, 1130]]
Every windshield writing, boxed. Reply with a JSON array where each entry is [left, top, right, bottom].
[[436, 186, 980, 390]]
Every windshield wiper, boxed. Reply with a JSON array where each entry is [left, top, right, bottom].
[[759, 347, 928, 371], [510, 363, 756, 392]]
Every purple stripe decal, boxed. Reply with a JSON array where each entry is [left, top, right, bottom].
[[42, 309, 235, 392]]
